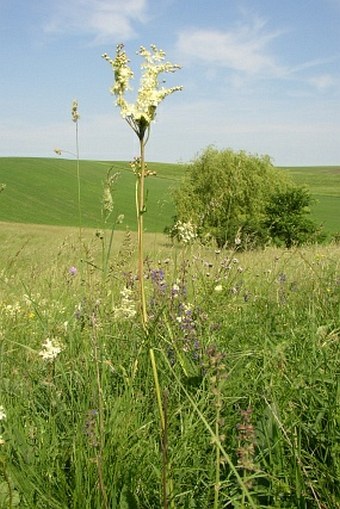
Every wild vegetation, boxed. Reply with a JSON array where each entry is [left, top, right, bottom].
[[0, 43, 339, 508], [0, 227, 339, 508], [171, 147, 324, 249]]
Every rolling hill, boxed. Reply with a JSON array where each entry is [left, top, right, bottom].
[[0, 157, 339, 233]]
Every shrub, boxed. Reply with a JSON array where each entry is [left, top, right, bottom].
[[172, 147, 322, 249], [263, 186, 323, 248]]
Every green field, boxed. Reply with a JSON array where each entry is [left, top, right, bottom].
[[0, 157, 183, 232], [281, 165, 340, 232], [0, 158, 340, 233]]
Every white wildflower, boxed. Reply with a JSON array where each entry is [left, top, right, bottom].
[[39, 338, 63, 361], [171, 282, 180, 298], [113, 287, 137, 320], [3, 302, 21, 317], [214, 284, 223, 293], [0, 406, 6, 421], [172, 220, 197, 244], [103, 43, 182, 137], [0, 435, 5, 446], [71, 99, 80, 123]]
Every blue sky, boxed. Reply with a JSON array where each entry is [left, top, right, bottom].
[[1, 0, 340, 165]]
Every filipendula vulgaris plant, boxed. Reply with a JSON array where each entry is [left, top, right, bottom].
[[55, 100, 82, 243], [102, 44, 182, 328]]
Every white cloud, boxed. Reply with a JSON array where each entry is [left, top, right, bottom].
[[176, 17, 284, 76], [308, 74, 335, 90], [44, 0, 148, 43]]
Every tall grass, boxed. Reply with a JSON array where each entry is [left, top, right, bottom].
[[0, 230, 339, 507]]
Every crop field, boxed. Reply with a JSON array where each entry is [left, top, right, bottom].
[[281, 165, 340, 233], [0, 158, 340, 234], [0, 158, 182, 233], [0, 157, 339, 508]]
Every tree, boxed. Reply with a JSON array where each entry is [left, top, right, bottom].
[[171, 147, 322, 249], [263, 186, 322, 247], [172, 147, 289, 248]]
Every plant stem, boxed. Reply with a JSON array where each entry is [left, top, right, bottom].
[[150, 349, 174, 509], [75, 118, 82, 244], [137, 136, 148, 328], [214, 394, 221, 509], [92, 319, 109, 509]]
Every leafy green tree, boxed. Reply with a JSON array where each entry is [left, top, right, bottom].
[[172, 147, 289, 248], [172, 147, 322, 249], [263, 186, 322, 247]]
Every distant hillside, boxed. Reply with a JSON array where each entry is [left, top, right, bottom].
[[280, 166, 340, 233], [0, 157, 185, 232], [0, 158, 339, 233]]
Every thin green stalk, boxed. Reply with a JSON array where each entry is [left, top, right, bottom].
[[75, 119, 82, 243], [150, 349, 175, 509], [71, 100, 83, 245], [92, 322, 109, 509], [150, 348, 165, 430], [137, 136, 148, 328], [214, 398, 221, 509], [102, 221, 117, 284]]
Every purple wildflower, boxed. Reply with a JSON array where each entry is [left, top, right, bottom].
[[150, 268, 167, 294], [68, 266, 78, 276]]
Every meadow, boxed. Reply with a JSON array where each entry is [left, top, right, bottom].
[[0, 157, 340, 508]]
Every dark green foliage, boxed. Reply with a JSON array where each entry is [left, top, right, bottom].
[[172, 147, 322, 249], [172, 146, 289, 248], [263, 187, 323, 248]]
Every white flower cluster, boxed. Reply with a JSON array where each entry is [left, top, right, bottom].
[[39, 338, 63, 362], [71, 99, 80, 123], [0, 405, 5, 446], [2, 302, 22, 317], [173, 220, 197, 244], [113, 288, 137, 320], [103, 44, 182, 133], [176, 303, 193, 324], [0, 405, 6, 421]]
